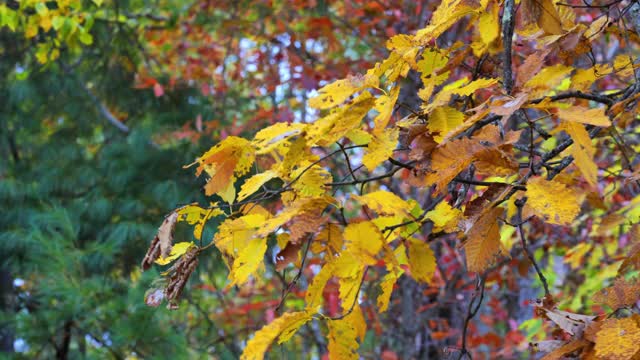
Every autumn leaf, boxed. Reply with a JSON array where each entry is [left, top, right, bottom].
[[308, 74, 378, 110], [362, 128, 399, 171], [353, 190, 414, 217], [155, 242, 195, 266], [241, 311, 313, 360], [428, 106, 464, 143], [228, 237, 267, 286], [425, 201, 462, 233], [343, 221, 384, 265], [373, 87, 400, 130], [556, 106, 611, 127], [461, 206, 507, 273], [327, 307, 365, 360], [594, 318, 640, 360], [377, 271, 398, 312], [525, 177, 581, 226], [560, 121, 597, 187], [521, 0, 564, 35], [407, 239, 436, 283]]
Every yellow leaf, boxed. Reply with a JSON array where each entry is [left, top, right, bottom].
[[428, 106, 465, 143], [177, 205, 223, 240], [536, 0, 564, 35], [425, 201, 462, 233], [362, 127, 399, 171], [373, 87, 400, 130], [366, 52, 411, 82], [561, 121, 597, 187], [417, 48, 449, 86], [407, 239, 436, 283], [525, 65, 573, 93], [462, 207, 507, 272], [327, 308, 364, 360], [257, 197, 333, 237], [571, 65, 611, 91], [154, 242, 195, 265], [251, 123, 306, 155], [309, 74, 378, 110], [238, 170, 278, 201], [352, 190, 413, 217], [594, 318, 640, 360], [343, 221, 384, 265], [214, 214, 267, 268], [241, 311, 312, 360], [556, 106, 611, 127], [525, 177, 581, 225], [308, 92, 375, 146], [290, 163, 332, 197], [305, 262, 335, 311], [377, 271, 398, 312], [387, 34, 420, 68], [478, 7, 500, 46], [416, 0, 480, 44], [229, 237, 267, 286]]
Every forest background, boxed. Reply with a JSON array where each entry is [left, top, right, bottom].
[[2, 0, 640, 359]]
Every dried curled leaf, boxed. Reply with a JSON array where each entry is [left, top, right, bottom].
[[141, 211, 180, 270], [164, 247, 199, 309]]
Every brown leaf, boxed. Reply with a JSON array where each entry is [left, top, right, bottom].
[[516, 49, 551, 90], [425, 138, 486, 193], [141, 211, 180, 271], [460, 206, 507, 272], [592, 277, 640, 311], [521, 0, 564, 35], [275, 242, 302, 271], [474, 148, 519, 176], [464, 183, 512, 218], [540, 339, 590, 360], [534, 301, 596, 337], [620, 225, 640, 274], [165, 247, 200, 309]]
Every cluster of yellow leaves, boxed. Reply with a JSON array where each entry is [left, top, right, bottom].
[[143, 0, 638, 357]]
